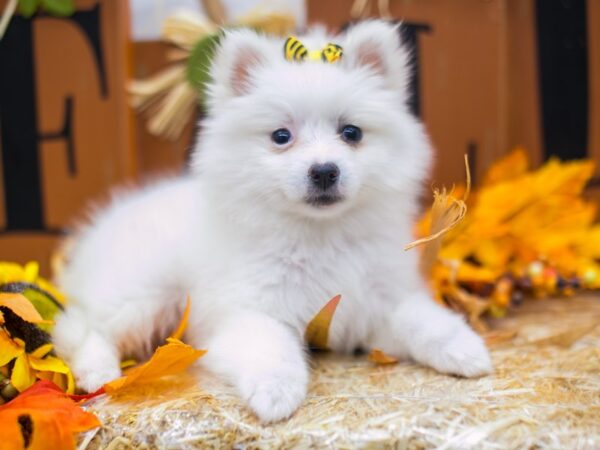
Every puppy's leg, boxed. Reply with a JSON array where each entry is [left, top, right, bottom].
[[371, 291, 492, 377], [197, 310, 309, 423], [53, 307, 121, 392], [53, 289, 183, 391]]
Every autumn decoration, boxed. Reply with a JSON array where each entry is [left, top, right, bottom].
[[2, 148, 600, 446], [0, 380, 99, 450]]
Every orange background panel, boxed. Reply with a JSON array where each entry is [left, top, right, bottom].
[[0, 0, 134, 275]]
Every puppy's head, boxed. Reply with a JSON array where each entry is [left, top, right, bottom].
[[193, 21, 432, 222]]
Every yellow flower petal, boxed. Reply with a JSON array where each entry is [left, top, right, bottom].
[[29, 355, 70, 374], [11, 353, 36, 392], [29, 355, 75, 394], [30, 343, 54, 359], [0, 328, 24, 366], [24, 261, 39, 281]]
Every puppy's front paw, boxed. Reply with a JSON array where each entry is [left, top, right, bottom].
[[428, 327, 492, 378], [240, 368, 308, 423], [71, 353, 121, 392], [73, 364, 121, 392]]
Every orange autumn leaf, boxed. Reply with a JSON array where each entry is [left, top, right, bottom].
[[104, 338, 206, 393], [484, 330, 518, 347], [170, 295, 191, 340], [0, 293, 48, 324], [304, 294, 342, 350], [481, 147, 529, 186], [368, 348, 399, 364], [0, 380, 100, 450]]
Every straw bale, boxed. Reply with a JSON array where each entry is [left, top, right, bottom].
[[80, 296, 600, 449]]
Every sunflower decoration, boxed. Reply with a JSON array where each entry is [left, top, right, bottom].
[[129, 5, 296, 140], [415, 148, 600, 331], [0, 262, 73, 403]]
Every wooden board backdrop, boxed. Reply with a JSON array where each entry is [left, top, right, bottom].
[[308, 0, 600, 189], [0, 0, 134, 274]]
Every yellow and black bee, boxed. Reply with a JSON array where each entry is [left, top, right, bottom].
[[284, 37, 343, 63], [284, 36, 309, 62], [321, 43, 343, 63]]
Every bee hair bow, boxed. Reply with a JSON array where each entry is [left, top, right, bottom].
[[284, 37, 343, 63]]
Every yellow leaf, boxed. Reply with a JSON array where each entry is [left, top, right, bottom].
[[169, 295, 191, 340], [104, 338, 206, 393], [481, 147, 529, 186], [0, 293, 48, 324], [455, 262, 500, 283], [368, 349, 399, 364], [528, 322, 598, 348], [407, 155, 471, 276], [484, 330, 517, 347], [304, 295, 342, 350]]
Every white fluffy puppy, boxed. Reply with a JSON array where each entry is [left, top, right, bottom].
[[53, 21, 492, 423]]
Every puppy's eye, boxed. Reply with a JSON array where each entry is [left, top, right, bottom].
[[340, 125, 363, 144], [271, 128, 293, 145]]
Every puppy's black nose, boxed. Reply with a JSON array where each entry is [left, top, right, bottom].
[[309, 163, 340, 190]]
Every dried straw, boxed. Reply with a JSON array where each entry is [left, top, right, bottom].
[[405, 155, 471, 277], [79, 296, 600, 449]]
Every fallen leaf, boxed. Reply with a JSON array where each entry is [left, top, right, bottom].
[[305, 295, 342, 350], [103, 338, 206, 393], [481, 147, 529, 186], [484, 330, 518, 347], [170, 295, 191, 340], [68, 387, 106, 402], [368, 348, 399, 364], [528, 322, 598, 348], [406, 155, 471, 277], [0, 380, 100, 450]]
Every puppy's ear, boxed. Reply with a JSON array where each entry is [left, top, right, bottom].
[[342, 20, 410, 96], [209, 29, 273, 98]]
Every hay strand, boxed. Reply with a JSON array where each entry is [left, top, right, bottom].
[[405, 155, 471, 277]]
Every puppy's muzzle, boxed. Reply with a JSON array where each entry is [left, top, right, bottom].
[[306, 162, 343, 207], [308, 163, 339, 191]]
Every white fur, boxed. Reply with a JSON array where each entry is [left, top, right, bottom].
[[52, 21, 491, 423]]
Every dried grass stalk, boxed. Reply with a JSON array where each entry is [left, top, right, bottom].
[[128, 64, 187, 111], [405, 155, 471, 277], [161, 13, 217, 50], [147, 82, 198, 141]]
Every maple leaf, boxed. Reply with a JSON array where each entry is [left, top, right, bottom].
[[481, 147, 529, 186], [0, 380, 100, 450], [304, 295, 342, 350], [368, 349, 399, 364], [104, 338, 206, 394], [169, 295, 191, 340]]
